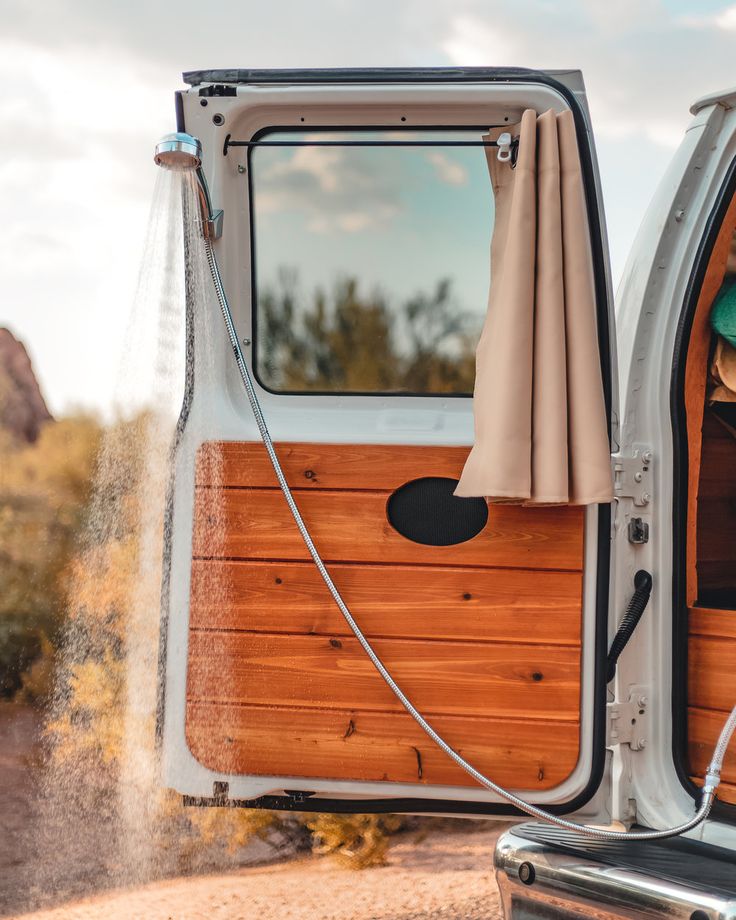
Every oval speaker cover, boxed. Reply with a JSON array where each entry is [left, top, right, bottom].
[[387, 477, 489, 546]]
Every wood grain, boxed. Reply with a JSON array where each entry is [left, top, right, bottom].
[[688, 635, 736, 712], [689, 706, 736, 805], [688, 608, 736, 803], [187, 440, 585, 789], [189, 560, 583, 645], [696, 415, 736, 595], [196, 441, 472, 491], [193, 488, 584, 571], [186, 701, 579, 788], [690, 776, 736, 806], [187, 631, 581, 721], [689, 606, 736, 641], [696, 414, 736, 500], [696, 499, 736, 566]]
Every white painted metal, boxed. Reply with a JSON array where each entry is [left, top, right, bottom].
[[160, 75, 615, 814], [614, 97, 736, 847]]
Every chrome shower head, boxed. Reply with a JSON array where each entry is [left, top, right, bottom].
[[154, 132, 202, 170], [153, 131, 222, 239]]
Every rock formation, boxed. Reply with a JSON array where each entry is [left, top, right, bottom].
[[0, 328, 53, 443]]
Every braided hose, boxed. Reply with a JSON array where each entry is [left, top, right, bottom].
[[607, 570, 653, 682], [203, 235, 735, 841]]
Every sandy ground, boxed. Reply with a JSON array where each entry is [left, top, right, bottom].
[[10, 825, 504, 920], [0, 704, 42, 900], [1, 703, 507, 920]]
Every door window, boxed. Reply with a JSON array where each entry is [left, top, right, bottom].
[[250, 129, 494, 395]]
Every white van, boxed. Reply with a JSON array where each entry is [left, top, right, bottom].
[[156, 68, 736, 918]]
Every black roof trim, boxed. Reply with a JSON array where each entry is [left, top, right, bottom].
[[182, 66, 550, 87]]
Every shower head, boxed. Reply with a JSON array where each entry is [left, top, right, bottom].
[[154, 132, 202, 170], [153, 132, 223, 239]]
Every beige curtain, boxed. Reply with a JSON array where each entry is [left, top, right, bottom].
[[455, 108, 613, 505]]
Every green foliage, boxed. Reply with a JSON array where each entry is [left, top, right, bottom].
[[259, 271, 478, 394]]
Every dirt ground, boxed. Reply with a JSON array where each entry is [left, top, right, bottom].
[[10, 825, 504, 920], [0, 704, 42, 906], [1, 703, 506, 920]]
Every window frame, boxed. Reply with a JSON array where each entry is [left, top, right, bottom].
[[247, 123, 499, 399]]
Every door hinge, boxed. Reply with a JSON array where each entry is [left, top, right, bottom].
[[606, 688, 649, 751], [612, 449, 653, 507]]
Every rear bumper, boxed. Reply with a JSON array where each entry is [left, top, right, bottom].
[[494, 823, 736, 919]]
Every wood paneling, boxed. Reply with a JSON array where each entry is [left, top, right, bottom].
[[684, 194, 736, 606], [196, 441, 474, 491], [186, 701, 579, 789], [189, 560, 583, 645], [688, 635, 736, 712], [696, 413, 736, 595], [193, 488, 583, 571], [187, 441, 585, 788], [689, 707, 736, 805], [690, 776, 736, 807], [688, 605, 736, 805], [689, 606, 736, 641], [696, 414, 736, 500], [187, 632, 580, 721], [683, 198, 736, 801]]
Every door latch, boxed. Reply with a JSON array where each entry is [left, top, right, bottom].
[[627, 517, 649, 544]]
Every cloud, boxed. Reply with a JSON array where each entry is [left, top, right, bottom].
[[426, 151, 469, 186], [254, 137, 402, 233], [440, 3, 736, 150], [715, 4, 736, 28], [679, 2, 736, 29], [0, 37, 174, 414], [6, 0, 736, 411]]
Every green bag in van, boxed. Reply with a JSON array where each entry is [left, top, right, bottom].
[[711, 276, 736, 348]]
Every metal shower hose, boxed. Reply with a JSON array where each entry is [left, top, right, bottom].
[[204, 236, 736, 842]]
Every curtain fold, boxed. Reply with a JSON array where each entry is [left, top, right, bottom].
[[455, 108, 613, 506]]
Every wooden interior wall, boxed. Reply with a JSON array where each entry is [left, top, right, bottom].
[[684, 194, 736, 606], [186, 441, 585, 791], [685, 196, 736, 806], [696, 412, 736, 596]]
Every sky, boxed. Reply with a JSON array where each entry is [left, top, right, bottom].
[[252, 129, 495, 384], [3, 0, 736, 416]]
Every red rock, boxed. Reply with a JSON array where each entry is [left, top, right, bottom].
[[0, 328, 52, 443]]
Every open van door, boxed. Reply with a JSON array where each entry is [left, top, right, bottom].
[[159, 68, 617, 818], [607, 87, 736, 835]]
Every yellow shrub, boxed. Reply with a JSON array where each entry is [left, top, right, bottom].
[[305, 813, 404, 869]]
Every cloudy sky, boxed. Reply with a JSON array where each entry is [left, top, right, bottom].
[[3, 0, 736, 415]]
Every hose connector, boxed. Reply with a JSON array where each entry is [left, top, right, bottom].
[[701, 768, 721, 810]]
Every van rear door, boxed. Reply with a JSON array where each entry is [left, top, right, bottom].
[[160, 68, 617, 818], [613, 88, 736, 836]]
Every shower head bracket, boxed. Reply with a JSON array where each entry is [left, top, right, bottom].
[[206, 209, 224, 241]]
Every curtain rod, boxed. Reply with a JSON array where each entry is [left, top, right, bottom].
[[222, 133, 519, 159]]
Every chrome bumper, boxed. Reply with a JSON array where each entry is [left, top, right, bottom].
[[494, 823, 736, 919]]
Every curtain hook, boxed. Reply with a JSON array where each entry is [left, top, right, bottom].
[[496, 132, 513, 163]]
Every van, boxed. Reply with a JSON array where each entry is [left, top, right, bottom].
[[156, 68, 736, 917]]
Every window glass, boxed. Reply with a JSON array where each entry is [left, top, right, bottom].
[[251, 129, 495, 394]]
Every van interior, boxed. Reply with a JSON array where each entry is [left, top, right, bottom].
[[685, 196, 736, 806]]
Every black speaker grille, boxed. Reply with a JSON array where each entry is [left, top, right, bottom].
[[386, 477, 489, 546]]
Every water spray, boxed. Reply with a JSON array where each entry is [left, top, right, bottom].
[[155, 131, 736, 843]]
